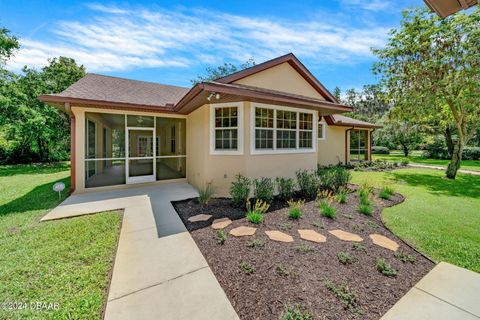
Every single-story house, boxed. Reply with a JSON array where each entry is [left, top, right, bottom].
[[39, 53, 380, 195]]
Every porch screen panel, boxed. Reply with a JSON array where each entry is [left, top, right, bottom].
[[156, 117, 186, 180], [85, 112, 126, 188]]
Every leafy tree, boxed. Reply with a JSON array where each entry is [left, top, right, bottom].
[[340, 84, 391, 123], [191, 58, 255, 84], [373, 8, 480, 179], [332, 86, 341, 101], [0, 27, 19, 65], [376, 116, 424, 156]]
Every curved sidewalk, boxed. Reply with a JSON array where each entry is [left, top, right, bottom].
[[408, 163, 480, 176], [42, 182, 239, 320]]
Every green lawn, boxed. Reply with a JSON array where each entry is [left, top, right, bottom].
[[351, 168, 480, 272], [373, 150, 480, 172], [0, 163, 121, 319]]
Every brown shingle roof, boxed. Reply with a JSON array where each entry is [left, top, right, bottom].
[[328, 114, 382, 128], [43, 73, 189, 108]]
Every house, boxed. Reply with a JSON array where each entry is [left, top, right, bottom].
[[39, 53, 380, 195], [423, 0, 478, 18]]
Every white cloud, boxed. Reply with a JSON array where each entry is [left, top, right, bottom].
[[7, 3, 390, 73], [339, 0, 394, 12]]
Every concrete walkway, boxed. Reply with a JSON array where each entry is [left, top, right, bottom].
[[42, 182, 239, 320], [408, 163, 480, 176], [382, 262, 480, 320]]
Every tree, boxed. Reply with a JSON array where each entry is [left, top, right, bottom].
[[0, 27, 19, 65], [376, 116, 424, 157], [332, 86, 341, 101], [191, 58, 255, 84], [340, 84, 391, 123], [373, 8, 480, 179]]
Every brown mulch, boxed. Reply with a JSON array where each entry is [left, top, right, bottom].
[[173, 191, 435, 320]]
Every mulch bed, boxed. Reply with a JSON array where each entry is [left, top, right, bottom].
[[173, 189, 435, 320]]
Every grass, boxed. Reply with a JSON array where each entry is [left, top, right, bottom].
[[373, 150, 480, 172], [351, 168, 480, 272], [0, 163, 122, 319]]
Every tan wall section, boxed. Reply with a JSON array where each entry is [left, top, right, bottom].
[[318, 125, 348, 165], [234, 62, 325, 100]]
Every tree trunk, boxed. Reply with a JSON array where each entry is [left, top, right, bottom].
[[444, 126, 454, 158], [446, 140, 463, 179], [401, 144, 409, 157], [37, 136, 44, 162]]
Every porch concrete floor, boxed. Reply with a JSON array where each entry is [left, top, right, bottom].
[[42, 182, 239, 320], [381, 262, 480, 320]]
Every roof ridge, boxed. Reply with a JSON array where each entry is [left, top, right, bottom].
[[86, 73, 190, 90]]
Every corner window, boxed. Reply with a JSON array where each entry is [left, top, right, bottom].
[[349, 130, 368, 161], [210, 102, 244, 155], [251, 103, 316, 155]]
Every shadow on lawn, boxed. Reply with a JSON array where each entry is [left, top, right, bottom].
[[390, 170, 480, 198], [0, 177, 70, 216], [0, 162, 70, 177]]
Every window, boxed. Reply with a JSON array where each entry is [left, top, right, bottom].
[[251, 103, 316, 154], [318, 119, 326, 140], [170, 126, 176, 153], [349, 130, 368, 161], [210, 102, 244, 155]]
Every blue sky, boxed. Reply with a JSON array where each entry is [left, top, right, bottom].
[[1, 0, 423, 92]]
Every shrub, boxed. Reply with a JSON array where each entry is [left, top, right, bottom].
[[372, 146, 390, 154], [326, 281, 358, 311], [379, 186, 394, 200], [394, 251, 416, 263], [287, 199, 304, 219], [295, 169, 318, 199], [352, 243, 366, 251], [358, 204, 373, 216], [239, 261, 254, 274], [276, 177, 295, 201], [197, 184, 215, 205], [318, 199, 336, 219], [335, 188, 348, 203], [246, 211, 264, 224], [316, 166, 351, 192], [337, 252, 354, 265], [376, 258, 397, 276], [215, 230, 227, 245], [246, 239, 265, 248], [463, 147, 480, 160], [253, 177, 275, 203], [295, 243, 315, 253], [280, 304, 313, 320], [230, 174, 250, 207]]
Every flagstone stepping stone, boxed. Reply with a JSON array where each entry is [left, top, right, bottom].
[[188, 214, 212, 222], [298, 229, 327, 243], [211, 218, 232, 229], [328, 229, 363, 242], [229, 226, 257, 237], [265, 230, 294, 243], [369, 234, 399, 251]]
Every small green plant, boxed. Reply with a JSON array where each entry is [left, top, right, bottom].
[[276, 264, 289, 276], [376, 258, 397, 276], [246, 198, 270, 214], [246, 211, 263, 224], [295, 169, 318, 199], [239, 261, 254, 274], [295, 243, 315, 253], [318, 200, 336, 218], [379, 186, 395, 200], [337, 252, 354, 265], [279, 222, 293, 230], [394, 251, 416, 263], [351, 223, 364, 232], [215, 230, 227, 245], [253, 177, 275, 203], [352, 243, 366, 251], [335, 188, 348, 203], [287, 199, 304, 219], [246, 239, 265, 248], [358, 204, 373, 216], [358, 182, 373, 206], [366, 221, 379, 229], [276, 177, 295, 201], [311, 222, 325, 229], [280, 304, 313, 320], [326, 281, 358, 311], [230, 174, 250, 207], [197, 183, 215, 205]]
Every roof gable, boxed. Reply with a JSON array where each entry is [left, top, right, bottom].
[[215, 53, 337, 102]]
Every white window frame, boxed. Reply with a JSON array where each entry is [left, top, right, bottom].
[[250, 103, 317, 155], [318, 117, 326, 140], [209, 102, 244, 155]]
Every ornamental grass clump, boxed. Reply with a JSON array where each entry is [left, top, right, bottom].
[[335, 187, 348, 204], [197, 184, 215, 205], [317, 190, 336, 218], [230, 174, 250, 207], [245, 199, 269, 224], [379, 186, 395, 200], [287, 199, 304, 219], [357, 182, 373, 215]]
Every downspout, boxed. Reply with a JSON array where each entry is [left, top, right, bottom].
[[345, 127, 354, 164], [65, 102, 76, 193]]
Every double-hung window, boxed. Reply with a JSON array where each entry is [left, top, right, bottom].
[[349, 130, 368, 161], [210, 102, 244, 155], [251, 103, 316, 154]]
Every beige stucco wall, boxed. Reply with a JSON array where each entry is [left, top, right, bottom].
[[234, 62, 325, 100], [318, 125, 348, 165]]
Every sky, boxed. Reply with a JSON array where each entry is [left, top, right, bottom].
[[0, 0, 423, 92]]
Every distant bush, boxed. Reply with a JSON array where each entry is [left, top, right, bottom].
[[276, 177, 295, 201], [230, 174, 250, 206], [372, 146, 390, 154], [424, 146, 480, 160], [295, 169, 318, 199], [253, 177, 275, 203], [463, 147, 480, 160]]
